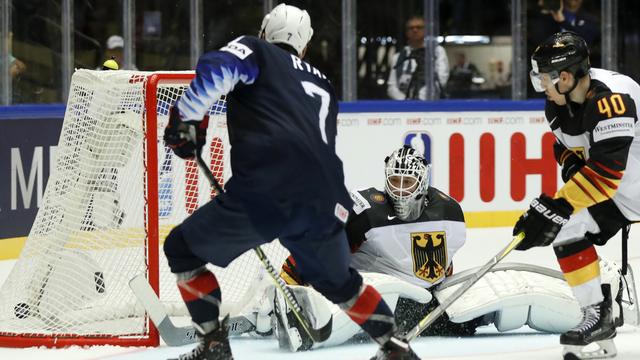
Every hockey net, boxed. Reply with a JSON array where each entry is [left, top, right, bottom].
[[0, 70, 289, 347]]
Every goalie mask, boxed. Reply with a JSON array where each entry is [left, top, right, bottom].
[[260, 3, 313, 57], [384, 146, 431, 221]]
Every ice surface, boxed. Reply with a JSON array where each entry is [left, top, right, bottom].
[[1, 225, 638, 360]]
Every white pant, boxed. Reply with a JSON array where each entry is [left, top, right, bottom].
[[553, 208, 602, 246]]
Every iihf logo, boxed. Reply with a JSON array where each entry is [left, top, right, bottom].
[[403, 132, 432, 186], [403, 132, 431, 164]]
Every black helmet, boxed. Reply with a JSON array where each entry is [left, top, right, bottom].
[[531, 31, 590, 80]]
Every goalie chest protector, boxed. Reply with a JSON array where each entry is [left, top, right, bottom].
[[347, 187, 466, 289]]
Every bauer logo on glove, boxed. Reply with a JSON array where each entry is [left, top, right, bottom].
[[512, 194, 573, 251], [530, 198, 570, 226]]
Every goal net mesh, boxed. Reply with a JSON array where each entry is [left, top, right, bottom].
[[0, 70, 288, 345]]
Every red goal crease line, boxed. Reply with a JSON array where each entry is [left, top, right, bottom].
[[0, 211, 522, 261]]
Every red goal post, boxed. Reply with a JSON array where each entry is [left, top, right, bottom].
[[0, 70, 288, 348]]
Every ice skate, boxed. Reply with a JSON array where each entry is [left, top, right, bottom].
[[169, 316, 233, 360], [370, 336, 420, 360], [561, 285, 617, 360]]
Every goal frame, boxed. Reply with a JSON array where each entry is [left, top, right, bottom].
[[0, 72, 196, 348]]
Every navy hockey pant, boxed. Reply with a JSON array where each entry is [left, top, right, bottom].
[[163, 191, 362, 304]]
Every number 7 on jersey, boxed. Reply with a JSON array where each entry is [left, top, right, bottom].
[[301, 81, 330, 144]]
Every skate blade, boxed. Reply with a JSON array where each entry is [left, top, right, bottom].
[[562, 339, 617, 359]]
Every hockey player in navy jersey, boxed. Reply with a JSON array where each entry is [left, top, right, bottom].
[[514, 31, 640, 359], [162, 4, 419, 360]]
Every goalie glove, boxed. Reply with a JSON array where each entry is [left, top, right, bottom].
[[280, 255, 306, 286], [272, 286, 317, 352], [513, 194, 573, 250], [163, 106, 209, 159], [272, 283, 337, 352]]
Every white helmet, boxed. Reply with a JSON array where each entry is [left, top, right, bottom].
[[260, 3, 313, 56], [384, 146, 431, 221]]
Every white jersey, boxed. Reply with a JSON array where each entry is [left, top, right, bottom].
[[548, 68, 640, 220], [346, 187, 466, 289]]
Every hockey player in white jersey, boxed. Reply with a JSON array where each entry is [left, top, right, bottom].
[[275, 145, 474, 345], [239, 146, 631, 352], [269, 145, 474, 349], [514, 31, 640, 359]]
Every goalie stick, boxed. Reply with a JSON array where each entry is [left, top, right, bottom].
[[403, 232, 526, 341], [194, 151, 332, 343]]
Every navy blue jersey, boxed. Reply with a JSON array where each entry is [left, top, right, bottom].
[[176, 35, 350, 217]]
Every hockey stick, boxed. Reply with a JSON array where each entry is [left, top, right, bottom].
[[129, 274, 260, 346], [129, 274, 198, 346], [194, 151, 332, 343], [403, 232, 526, 341]]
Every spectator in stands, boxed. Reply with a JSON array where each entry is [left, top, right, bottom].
[[387, 16, 449, 100], [527, 0, 600, 97], [487, 59, 511, 98], [488, 59, 509, 88], [528, 0, 600, 60], [7, 32, 26, 79], [447, 52, 482, 98], [99, 35, 138, 70]]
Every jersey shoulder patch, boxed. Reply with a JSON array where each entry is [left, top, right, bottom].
[[427, 187, 465, 222], [220, 36, 255, 60], [350, 187, 385, 215], [586, 92, 637, 142]]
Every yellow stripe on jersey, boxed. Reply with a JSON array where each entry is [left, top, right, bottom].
[[563, 261, 600, 287], [555, 166, 622, 212], [559, 149, 575, 164]]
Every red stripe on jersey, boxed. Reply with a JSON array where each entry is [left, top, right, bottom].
[[582, 166, 618, 190], [579, 168, 616, 197], [591, 160, 623, 179], [346, 285, 382, 325], [558, 246, 598, 274], [570, 176, 598, 203], [178, 271, 220, 302]]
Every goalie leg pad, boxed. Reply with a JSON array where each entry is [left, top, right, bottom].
[[339, 284, 396, 344], [271, 272, 435, 350], [436, 267, 583, 334], [272, 285, 333, 352]]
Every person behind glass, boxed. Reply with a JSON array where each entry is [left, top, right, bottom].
[[528, 0, 600, 56], [7, 32, 26, 79], [516, 31, 640, 359], [387, 16, 449, 100], [97, 35, 138, 70], [447, 52, 482, 98]]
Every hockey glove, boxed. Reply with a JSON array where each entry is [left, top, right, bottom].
[[280, 255, 306, 286], [560, 153, 585, 183], [513, 194, 573, 251], [163, 106, 209, 159]]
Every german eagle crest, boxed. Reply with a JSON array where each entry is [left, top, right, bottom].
[[411, 231, 447, 283]]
